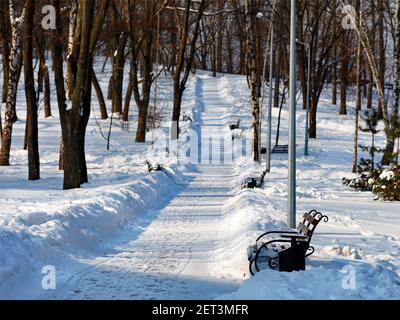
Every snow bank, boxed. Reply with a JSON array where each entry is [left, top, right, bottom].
[[0, 63, 194, 298], [0, 168, 185, 298], [213, 74, 400, 300], [220, 263, 400, 300]]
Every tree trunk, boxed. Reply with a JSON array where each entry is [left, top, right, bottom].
[[0, 0, 10, 105], [309, 98, 317, 139], [245, 0, 261, 162], [122, 57, 134, 122], [23, 0, 40, 180], [339, 31, 348, 115], [92, 69, 108, 119], [63, 133, 81, 189], [275, 90, 286, 146], [0, 0, 24, 166], [171, 87, 183, 141], [53, 2, 67, 172], [226, 29, 233, 74], [59, 139, 64, 170], [353, 0, 362, 173], [170, 0, 205, 140], [135, 103, 148, 143], [33, 35, 51, 118], [53, 0, 108, 189], [111, 33, 127, 114], [377, 0, 385, 119], [382, 0, 400, 165], [122, 83, 133, 122], [273, 48, 281, 109], [332, 46, 337, 105], [367, 0, 376, 110]]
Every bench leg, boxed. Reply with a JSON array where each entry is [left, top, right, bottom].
[[278, 244, 306, 272]]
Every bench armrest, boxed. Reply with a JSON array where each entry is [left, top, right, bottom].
[[252, 239, 292, 273], [256, 230, 298, 243], [280, 234, 308, 240]]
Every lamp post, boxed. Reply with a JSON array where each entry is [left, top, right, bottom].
[[297, 40, 311, 157], [256, 9, 275, 173], [288, 0, 297, 228], [266, 21, 274, 172]]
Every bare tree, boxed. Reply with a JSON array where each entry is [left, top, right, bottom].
[[171, 0, 206, 140], [245, 0, 261, 162], [54, 0, 109, 189], [23, 0, 40, 180], [0, 0, 25, 166], [353, 0, 363, 173]]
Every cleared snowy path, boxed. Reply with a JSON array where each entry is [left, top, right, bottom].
[[51, 77, 240, 299]]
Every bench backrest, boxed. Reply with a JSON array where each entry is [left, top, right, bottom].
[[297, 210, 329, 244], [272, 145, 289, 154]]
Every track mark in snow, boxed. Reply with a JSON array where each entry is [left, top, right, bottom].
[[51, 77, 240, 300]]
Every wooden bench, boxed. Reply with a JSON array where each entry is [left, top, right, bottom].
[[145, 160, 166, 173], [241, 177, 263, 189], [248, 210, 328, 275], [182, 114, 193, 123], [272, 145, 288, 154], [241, 171, 267, 190], [229, 119, 241, 130]]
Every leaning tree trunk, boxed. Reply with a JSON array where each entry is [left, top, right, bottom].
[[0, 0, 25, 166], [338, 0, 391, 166], [23, 0, 40, 180], [92, 69, 108, 119]]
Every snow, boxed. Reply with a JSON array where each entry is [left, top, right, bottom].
[[220, 263, 399, 300], [65, 100, 72, 111], [380, 170, 395, 181], [0, 63, 399, 299]]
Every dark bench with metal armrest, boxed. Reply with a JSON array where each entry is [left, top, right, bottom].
[[272, 145, 289, 154], [182, 114, 193, 123], [248, 210, 328, 275], [229, 119, 241, 130], [145, 160, 166, 173]]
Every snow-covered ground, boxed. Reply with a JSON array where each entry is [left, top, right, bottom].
[[0, 64, 399, 299]]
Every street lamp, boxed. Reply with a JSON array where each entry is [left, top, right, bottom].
[[256, 10, 275, 173], [297, 39, 311, 157], [266, 22, 274, 172], [288, 0, 297, 228]]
